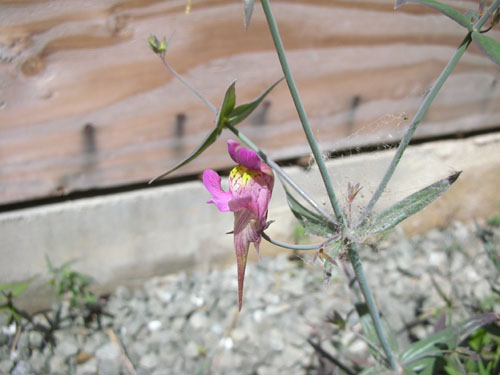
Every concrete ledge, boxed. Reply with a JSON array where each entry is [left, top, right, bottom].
[[1, 133, 499, 307]]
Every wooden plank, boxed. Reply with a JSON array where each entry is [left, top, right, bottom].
[[0, 0, 499, 204]]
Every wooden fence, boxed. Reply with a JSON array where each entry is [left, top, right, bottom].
[[1, 0, 499, 205]]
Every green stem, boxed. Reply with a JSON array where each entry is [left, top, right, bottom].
[[476, 0, 500, 31], [260, 0, 345, 225], [159, 55, 218, 115], [261, 1, 398, 371], [474, 220, 500, 273], [348, 243, 400, 372], [262, 232, 340, 251], [359, 0, 500, 224], [227, 124, 337, 224], [359, 33, 472, 224]]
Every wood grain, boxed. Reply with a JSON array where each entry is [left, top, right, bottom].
[[0, 0, 499, 204]]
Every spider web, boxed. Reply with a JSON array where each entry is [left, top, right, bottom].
[[286, 103, 455, 242], [282, 101, 456, 284]]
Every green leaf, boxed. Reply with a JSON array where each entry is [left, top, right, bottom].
[[355, 303, 399, 364], [46, 255, 76, 275], [216, 80, 237, 129], [400, 313, 499, 374], [284, 185, 338, 237], [395, 0, 472, 29], [358, 365, 395, 375], [0, 277, 35, 299], [227, 77, 283, 127], [149, 78, 282, 183], [243, 0, 255, 30], [84, 292, 97, 304], [464, 9, 479, 26], [150, 81, 238, 183], [474, 220, 500, 273], [472, 31, 500, 67], [150, 127, 220, 183], [352, 172, 461, 240]]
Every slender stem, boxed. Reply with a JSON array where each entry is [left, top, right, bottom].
[[476, 0, 500, 31], [260, 0, 345, 225], [351, 331, 389, 364], [159, 55, 218, 115], [358, 33, 472, 225], [227, 124, 337, 224], [359, 0, 500, 224], [262, 232, 340, 251], [341, 260, 363, 301], [261, 1, 399, 371], [474, 220, 500, 272], [307, 338, 357, 375], [348, 243, 400, 372], [262, 233, 322, 250]]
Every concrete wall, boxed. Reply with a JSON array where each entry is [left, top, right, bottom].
[[1, 133, 499, 307]]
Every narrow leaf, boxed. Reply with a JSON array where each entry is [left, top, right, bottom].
[[228, 77, 284, 126], [356, 303, 399, 363], [353, 172, 461, 239], [216, 80, 237, 130], [395, 0, 472, 29], [474, 220, 500, 272], [359, 366, 397, 375], [243, 0, 255, 30], [472, 31, 500, 67], [149, 127, 220, 183], [150, 80, 237, 183], [284, 185, 338, 237], [400, 313, 498, 374], [0, 277, 35, 298], [464, 9, 479, 26]]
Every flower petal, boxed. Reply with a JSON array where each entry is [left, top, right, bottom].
[[235, 147, 262, 172], [228, 196, 253, 212], [233, 210, 262, 311], [227, 139, 241, 164], [227, 139, 261, 172], [202, 169, 232, 212], [254, 175, 274, 219]]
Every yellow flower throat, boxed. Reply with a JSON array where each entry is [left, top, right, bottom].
[[230, 165, 259, 188]]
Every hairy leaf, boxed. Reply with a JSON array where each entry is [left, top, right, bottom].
[[472, 31, 500, 67], [395, 0, 472, 29], [352, 172, 461, 240]]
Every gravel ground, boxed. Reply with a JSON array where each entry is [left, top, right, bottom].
[[1, 221, 499, 375]]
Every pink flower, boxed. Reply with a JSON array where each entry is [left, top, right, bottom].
[[203, 140, 274, 310]]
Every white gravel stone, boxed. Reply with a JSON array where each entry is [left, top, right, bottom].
[[96, 342, 121, 375], [0, 359, 12, 373], [189, 311, 208, 329], [1, 221, 498, 375], [139, 353, 159, 369], [48, 355, 68, 375], [55, 337, 79, 357], [76, 358, 98, 375], [147, 320, 162, 332], [184, 341, 200, 358]]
